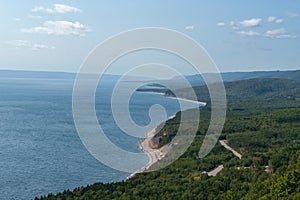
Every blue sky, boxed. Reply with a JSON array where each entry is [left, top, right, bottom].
[[0, 0, 299, 74]]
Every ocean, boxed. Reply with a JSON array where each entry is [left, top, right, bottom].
[[0, 76, 198, 199]]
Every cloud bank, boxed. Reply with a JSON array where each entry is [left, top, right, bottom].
[[264, 28, 297, 39], [21, 21, 90, 36], [237, 30, 260, 37], [239, 18, 262, 27], [32, 4, 81, 14], [185, 25, 194, 30], [267, 16, 283, 24], [216, 22, 226, 27], [6, 40, 55, 51]]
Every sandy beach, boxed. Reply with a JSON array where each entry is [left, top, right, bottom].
[[127, 95, 206, 179], [166, 96, 207, 106], [127, 126, 171, 179], [140, 128, 167, 169]]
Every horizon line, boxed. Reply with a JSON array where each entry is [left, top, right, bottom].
[[0, 68, 299, 76]]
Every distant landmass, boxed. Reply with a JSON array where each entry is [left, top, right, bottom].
[[0, 70, 76, 79], [1, 69, 299, 84], [165, 78, 300, 103], [180, 69, 300, 86], [0, 70, 122, 82]]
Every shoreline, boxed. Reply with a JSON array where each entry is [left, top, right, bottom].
[[137, 89, 207, 106], [127, 115, 177, 180], [127, 127, 165, 179], [127, 92, 206, 180], [165, 96, 207, 106], [126, 128, 155, 179]]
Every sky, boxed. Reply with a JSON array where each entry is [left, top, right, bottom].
[[0, 0, 299, 74]]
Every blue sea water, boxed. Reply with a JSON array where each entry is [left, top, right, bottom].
[[0, 77, 191, 199]]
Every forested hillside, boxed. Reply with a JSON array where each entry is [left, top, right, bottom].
[[180, 70, 300, 86], [38, 78, 300, 199]]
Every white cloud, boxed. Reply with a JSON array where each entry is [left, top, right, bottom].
[[185, 25, 194, 30], [268, 16, 283, 24], [29, 15, 42, 19], [287, 12, 298, 18], [31, 4, 81, 13], [229, 21, 239, 30], [267, 16, 276, 22], [216, 22, 226, 26], [31, 43, 55, 50], [239, 18, 262, 27], [14, 18, 21, 21], [237, 30, 260, 37], [31, 6, 45, 12], [6, 40, 55, 51], [21, 20, 90, 36], [275, 19, 283, 24], [264, 28, 297, 39], [53, 4, 81, 13]]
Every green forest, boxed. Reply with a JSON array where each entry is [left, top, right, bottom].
[[37, 78, 300, 199]]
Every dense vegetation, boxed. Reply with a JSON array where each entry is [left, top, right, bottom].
[[156, 78, 300, 147], [177, 70, 300, 86], [37, 78, 300, 199]]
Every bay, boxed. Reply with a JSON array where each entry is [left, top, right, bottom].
[[0, 77, 195, 199]]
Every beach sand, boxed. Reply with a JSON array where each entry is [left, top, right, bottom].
[[140, 128, 166, 169], [166, 96, 207, 106], [126, 127, 169, 179], [127, 97, 206, 179]]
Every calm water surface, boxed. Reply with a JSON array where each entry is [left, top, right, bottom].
[[0, 77, 191, 199]]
